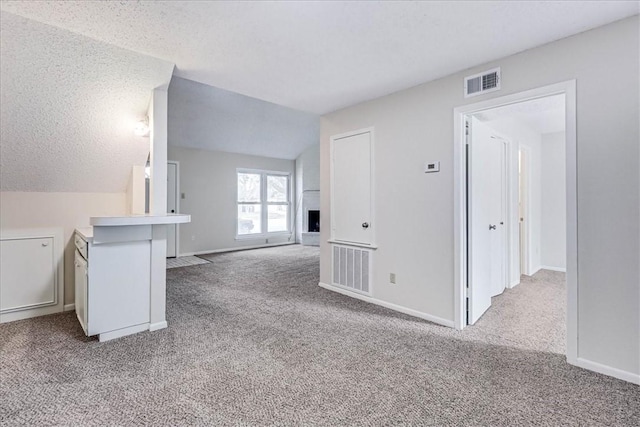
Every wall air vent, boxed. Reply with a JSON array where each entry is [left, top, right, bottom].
[[464, 67, 501, 98], [332, 244, 371, 295]]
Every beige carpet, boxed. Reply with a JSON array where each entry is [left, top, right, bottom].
[[1, 245, 638, 426]]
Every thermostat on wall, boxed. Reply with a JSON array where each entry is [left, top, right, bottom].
[[424, 161, 440, 173]]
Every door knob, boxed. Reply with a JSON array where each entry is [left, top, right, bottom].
[[362, 222, 369, 229], [489, 224, 496, 230], [171, 209, 175, 213]]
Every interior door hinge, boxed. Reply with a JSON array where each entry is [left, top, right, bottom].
[[465, 121, 470, 136]]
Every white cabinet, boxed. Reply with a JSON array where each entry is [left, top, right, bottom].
[[75, 227, 151, 341], [0, 228, 64, 323]]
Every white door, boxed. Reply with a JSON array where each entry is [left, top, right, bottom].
[[167, 162, 177, 258], [468, 117, 506, 324], [518, 147, 530, 276], [331, 131, 372, 245], [490, 139, 507, 297]]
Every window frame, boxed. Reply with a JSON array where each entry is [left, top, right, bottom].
[[236, 168, 292, 239]]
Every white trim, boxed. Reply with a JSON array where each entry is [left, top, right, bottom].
[[539, 265, 567, 273], [518, 145, 533, 276], [319, 282, 455, 328], [327, 239, 378, 250], [574, 358, 640, 385], [63, 303, 75, 312], [167, 160, 180, 258], [328, 281, 372, 298], [0, 306, 63, 323], [99, 323, 150, 342], [453, 79, 578, 376], [236, 169, 293, 238], [149, 321, 168, 332], [329, 127, 376, 247], [180, 241, 296, 257]]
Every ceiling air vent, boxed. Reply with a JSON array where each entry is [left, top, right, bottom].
[[464, 67, 501, 98]]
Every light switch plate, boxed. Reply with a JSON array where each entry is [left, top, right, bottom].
[[424, 161, 440, 173]]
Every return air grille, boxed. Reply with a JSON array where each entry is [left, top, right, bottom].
[[332, 245, 370, 294], [464, 67, 501, 98]]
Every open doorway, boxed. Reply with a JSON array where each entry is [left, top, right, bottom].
[[454, 81, 578, 361]]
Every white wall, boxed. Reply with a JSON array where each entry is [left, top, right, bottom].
[[0, 192, 127, 305], [167, 146, 295, 255], [320, 17, 639, 377], [541, 132, 567, 270]]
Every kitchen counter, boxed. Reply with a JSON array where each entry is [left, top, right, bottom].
[[90, 213, 190, 226], [74, 212, 191, 342]]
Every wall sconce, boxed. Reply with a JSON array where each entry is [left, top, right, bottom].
[[134, 118, 150, 137]]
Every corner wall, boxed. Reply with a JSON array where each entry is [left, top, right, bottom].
[[294, 145, 320, 243], [320, 17, 639, 379]]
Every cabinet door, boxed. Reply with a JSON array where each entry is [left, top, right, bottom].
[[0, 238, 55, 312], [74, 250, 88, 334]]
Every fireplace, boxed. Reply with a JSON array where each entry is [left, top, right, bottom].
[[307, 210, 320, 232]]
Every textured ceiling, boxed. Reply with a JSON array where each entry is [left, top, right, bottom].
[[0, 12, 174, 192], [476, 95, 565, 135], [1, 1, 637, 114], [169, 77, 318, 160]]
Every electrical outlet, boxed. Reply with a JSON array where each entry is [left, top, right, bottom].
[[191, 235, 195, 241], [390, 273, 396, 284]]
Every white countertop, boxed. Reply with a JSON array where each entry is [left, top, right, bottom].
[[75, 227, 94, 241], [90, 214, 191, 227]]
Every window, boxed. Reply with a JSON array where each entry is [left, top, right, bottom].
[[237, 170, 290, 237]]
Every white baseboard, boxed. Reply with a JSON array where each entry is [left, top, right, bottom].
[[572, 357, 640, 385], [509, 279, 520, 289], [98, 323, 149, 342], [63, 303, 75, 312], [318, 282, 455, 328], [529, 265, 542, 276], [180, 241, 296, 257], [540, 265, 567, 272], [149, 321, 168, 332]]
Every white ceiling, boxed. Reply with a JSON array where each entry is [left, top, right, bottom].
[[1, 1, 637, 114], [0, 12, 174, 192], [476, 95, 566, 135], [169, 77, 319, 160]]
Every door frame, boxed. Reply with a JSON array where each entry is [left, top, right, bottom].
[[518, 145, 532, 277], [329, 127, 376, 247], [453, 81, 577, 364], [167, 160, 180, 257]]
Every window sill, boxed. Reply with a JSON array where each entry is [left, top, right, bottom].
[[235, 232, 291, 241]]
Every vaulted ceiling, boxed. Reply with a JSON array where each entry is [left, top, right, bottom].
[[2, 1, 637, 114], [1, 1, 637, 193], [169, 77, 318, 160], [0, 12, 174, 192]]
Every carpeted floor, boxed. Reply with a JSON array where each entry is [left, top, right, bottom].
[[1, 245, 638, 426]]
